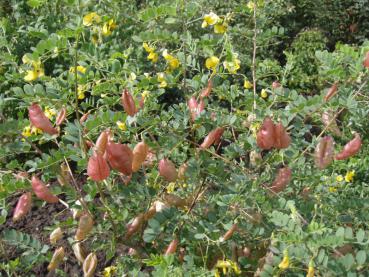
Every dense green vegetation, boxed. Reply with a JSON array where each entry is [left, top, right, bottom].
[[1, 0, 368, 276]]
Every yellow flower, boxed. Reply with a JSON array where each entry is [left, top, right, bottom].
[[244, 80, 253, 89], [103, 266, 117, 277], [205, 56, 220, 71], [44, 106, 57, 119], [162, 49, 180, 70], [345, 170, 355, 182], [83, 12, 101, 27], [214, 22, 227, 34], [261, 89, 268, 98], [24, 58, 44, 82], [116, 121, 126, 131], [157, 73, 167, 88], [22, 126, 32, 137], [279, 250, 290, 270], [329, 186, 337, 193], [223, 53, 240, 74], [336, 175, 344, 182], [102, 19, 117, 36], [202, 12, 219, 28], [247, 1, 255, 10], [69, 65, 86, 74]]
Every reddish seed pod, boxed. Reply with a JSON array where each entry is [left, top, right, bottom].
[[314, 136, 335, 169], [132, 141, 149, 172], [121, 89, 137, 116], [269, 167, 292, 193], [201, 127, 224, 149], [322, 111, 341, 136], [106, 141, 133, 175], [95, 130, 110, 155], [335, 133, 362, 160], [32, 176, 59, 203], [125, 213, 145, 240], [256, 117, 275, 150], [272, 81, 281, 89], [13, 192, 32, 222], [159, 159, 178, 182], [324, 82, 338, 102], [164, 239, 179, 255], [75, 214, 94, 241], [363, 51, 369, 69], [273, 123, 291, 149], [220, 224, 238, 242], [55, 107, 66, 126], [28, 103, 58, 135], [200, 79, 213, 98], [87, 151, 110, 181]]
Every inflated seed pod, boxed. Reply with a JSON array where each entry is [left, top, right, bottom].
[[31, 176, 59, 203], [72, 242, 86, 264], [132, 141, 149, 172], [83, 253, 97, 277], [314, 136, 334, 169], [121, 89, 137, 116], [219, 223, 237, 242], [256, 117, 275, 150], [13, 192, 32, 222], [75, 214, 94, 241], [50, 227, 63, 245], [28, 103, 58, 135], [159, 159, 177, 182], [324, 82, 338, 102], [269, 167, 292, 193], [164, 239, 179, 255], [87, 151, 110, 181], [106, 141, 133, 175], [335, 133, 362, 160], [47, 247, 65, 271]]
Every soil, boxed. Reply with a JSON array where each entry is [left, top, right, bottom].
[[0, 195, 107, 277]]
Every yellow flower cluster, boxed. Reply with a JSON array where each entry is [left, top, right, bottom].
[[202, 12, 228, 34], [22, 125, 43, 137], [162, 49, 180, 71], [22, 55, 44, 82], [143, 42, 158, 63], [214, 259, 241, 277]]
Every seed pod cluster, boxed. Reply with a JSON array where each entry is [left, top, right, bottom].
[[256, 117, 291, 150], [28, 103, 58, 135]]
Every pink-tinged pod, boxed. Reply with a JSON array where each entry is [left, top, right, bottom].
[[256, 117, 275, 150], [31, 176, 59, 203], [87, 151, 110, 181], [13, 192, 32, 222], [121, 89, 137, 116], [363, 51, 369, 69], [159, 159, 177, 182], [273, 123, 291, 149], [28, 103, 58, 135], [106, 141, 133, 175], [132, 141, 149, 172], [335, 133, 362, 160], [55, 107, 66, 126], [200, 79, 213, 98], [269, 167, 292, 193], [164, 239, 179, 255], [314, 136, 334, 169], [324, 82, 338, 102], [200, 127, 224, 149]]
